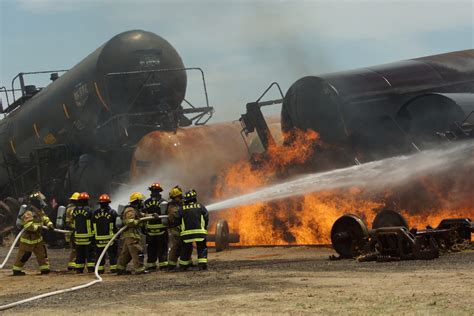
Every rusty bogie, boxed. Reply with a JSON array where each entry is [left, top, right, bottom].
[[331, 210, 472, 261]]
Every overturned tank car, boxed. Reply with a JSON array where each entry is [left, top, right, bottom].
[[0, 30, 213, 238], [241, 50, 474, 165]]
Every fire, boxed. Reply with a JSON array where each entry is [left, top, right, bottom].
[[211, 129, 474, 245]]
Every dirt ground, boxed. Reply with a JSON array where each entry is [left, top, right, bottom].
[[0, 245, 473, 315]]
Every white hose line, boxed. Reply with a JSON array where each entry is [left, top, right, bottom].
[[0, 228, 26, 269], [1, 227, 72, 269], [0, 215, 160, 311]]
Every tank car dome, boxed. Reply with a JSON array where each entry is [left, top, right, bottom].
[[281, 76, 347, 144], [96, 30, 187, 114]]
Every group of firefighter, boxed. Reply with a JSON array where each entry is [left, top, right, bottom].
[[12, 183, 209, 276]]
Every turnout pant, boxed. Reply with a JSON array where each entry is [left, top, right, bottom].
[[179, 239, 208, 269], [95, 241, 118, 273], [68, 236, 76, 270], [75, 242, 95, 272], [117, 237, 145, 273], [12, 241, 50, 272], [146, 233, 168, 269], [167, 231, 182, 268]]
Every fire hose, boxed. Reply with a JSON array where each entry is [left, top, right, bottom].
[[0, 215, 162, 311], [0, 226, 75, 269]]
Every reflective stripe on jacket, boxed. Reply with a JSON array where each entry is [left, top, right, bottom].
[[176, 203, 209, 243], [143, 198, 166, 236], [20, 205, 51, 245], [72, 206, 94, 245]]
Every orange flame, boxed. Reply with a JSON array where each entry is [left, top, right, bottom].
[[211, 129, 474, 245]]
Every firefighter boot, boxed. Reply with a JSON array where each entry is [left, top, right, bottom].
[[117, 270, 132, 275], [13, 270, 26, 276]]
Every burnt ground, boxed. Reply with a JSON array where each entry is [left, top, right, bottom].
[[0, 246, 473, 315]]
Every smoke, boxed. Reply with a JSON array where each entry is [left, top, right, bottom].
[[109, 121, 257, 209], [207, 141, 474, 211], [110, 160, 192, 210]]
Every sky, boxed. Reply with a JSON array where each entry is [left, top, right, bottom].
[[0, 0, 473, 122]]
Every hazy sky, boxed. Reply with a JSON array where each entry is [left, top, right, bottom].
[[1, 0, 473, 122]]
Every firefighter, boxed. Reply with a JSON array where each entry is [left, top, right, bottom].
[[175, 189, 209, 271], [93, 194, 118, 274], [71, 192, 95, 273], [12, 192, 54, 275], [143, 183, 168, 271], [116, 192, 149, 275], [65, 192, 80, 271], [166, 186, 183, 271]]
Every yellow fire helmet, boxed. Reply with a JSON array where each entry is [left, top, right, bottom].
[[169, 186, 183, 199], [129, 192, 145, 203], [70, 192, 80, 201]]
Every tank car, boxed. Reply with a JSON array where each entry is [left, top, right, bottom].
[[0, 30, 213, 204]]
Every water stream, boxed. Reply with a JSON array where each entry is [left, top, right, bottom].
[[207, 141, 474, 211]]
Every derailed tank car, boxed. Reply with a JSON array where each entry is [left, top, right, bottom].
[[0, 30, 213, 217], [241, 50, 474, 164]]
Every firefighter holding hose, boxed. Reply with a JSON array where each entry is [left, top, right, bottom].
[[167, 186, 184, 271], [93, 194, 118, 273], [143, 183, 168, 271], [12, 192, 54, 276], [116, 192, 149, 275], [175, 189, 209, 271], [65, 192, 80, 271], [71, 192, 96, 273]]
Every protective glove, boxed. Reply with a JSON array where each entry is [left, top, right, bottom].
[[47, 222, 55, 231]]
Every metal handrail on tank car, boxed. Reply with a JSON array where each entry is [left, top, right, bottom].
[[104, 67, 213, 126], [239, 82, 285, 152], [10, 70, 68, 102]]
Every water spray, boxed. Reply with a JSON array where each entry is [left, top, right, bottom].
[[207, 142, 474, 211]]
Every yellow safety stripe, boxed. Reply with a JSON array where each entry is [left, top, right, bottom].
[[94, 81, 110, 111], [98, 266, 105, 271], [87, 262, 95, 267], [146, 223, 166, 229], [159, 261, 168, 267], [75, 241, 92, 245], [198, 258, 208, 263], [168, 261, 177, 266], [10, 139, 16, 154], [181, 229, 207, 236], [93, 223, 114, 239], [63, 103, 71, 119], [20, 237, 43, 244], [68, 262, 76, 268], [75, 263, 85, 268], [95, 235, 113, 240], [183, 238, 205, 243], [87, 220, 92, 235], [12, 265, 23, 271], [23, 221, 34, 229], [178, 259, 190, 266], [116, 264, 125, 270], [75, 232, 94, 238], [135, 267, 145, 272], [110, 265, 117, 270], [39, 265, 50, 270], [146, 263, 157, 268]]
